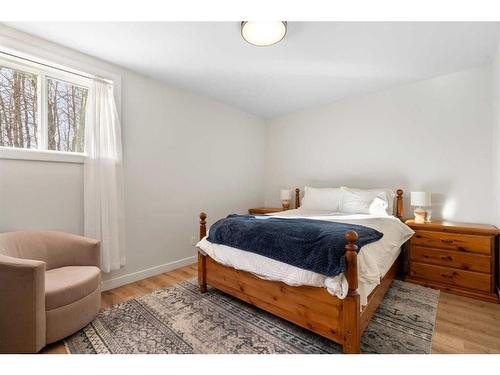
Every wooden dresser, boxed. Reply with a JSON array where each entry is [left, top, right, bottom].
[[248, 207, 284, 214], [405, 220, 499, 303]]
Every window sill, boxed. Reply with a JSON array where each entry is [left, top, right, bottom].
[[0, 147, 85, 164]]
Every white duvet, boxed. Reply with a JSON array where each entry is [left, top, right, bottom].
[[197, 208, 414, 306]]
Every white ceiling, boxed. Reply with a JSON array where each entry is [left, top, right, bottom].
[[6, 22, 500, 118]]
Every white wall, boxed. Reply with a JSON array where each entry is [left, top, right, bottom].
[[0, 27, 267, 288], [111, 73, 266, 285], [265, 65, 494, 224], [492, 46, 500, 228], [491, 44, 500, 290], [0, 159, 84, 234]]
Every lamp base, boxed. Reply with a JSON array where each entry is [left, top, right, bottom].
[[414, 208, 428, 224], [281, 200, 290, 210]]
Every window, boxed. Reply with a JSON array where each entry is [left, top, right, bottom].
[[47, 78, 88, 153], [0, 56, 91, 160], [0, 65, 38, 149]]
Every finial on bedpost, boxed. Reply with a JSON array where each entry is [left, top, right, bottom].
[[396, 189, 404, 221], [345, 231, 358, 294], [295, 188, 300, 208], [199, 212, 207, 240]]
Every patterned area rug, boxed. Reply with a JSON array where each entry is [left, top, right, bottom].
[[65, 279, 439, 354]]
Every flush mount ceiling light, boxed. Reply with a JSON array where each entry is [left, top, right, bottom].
[[241, 21, 287, 47]]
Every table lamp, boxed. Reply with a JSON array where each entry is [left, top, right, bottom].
[[280, 189, 291, 210], [411, 192, 432, 224]]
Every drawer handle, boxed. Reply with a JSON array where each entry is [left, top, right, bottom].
[[440, 255, 453, 261], [440, 273, 454, 279], [441, 239, 454, 244]]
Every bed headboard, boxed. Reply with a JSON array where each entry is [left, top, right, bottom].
[[294, 188, 404, 221]]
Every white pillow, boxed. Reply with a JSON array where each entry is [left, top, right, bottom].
[[369, 197, 390, 216], [340, 187, 392, 215], [374, 188, 396, 214], [301, 186, 343, 211]]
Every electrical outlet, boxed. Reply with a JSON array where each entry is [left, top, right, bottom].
[[190, 235, 198, 246]]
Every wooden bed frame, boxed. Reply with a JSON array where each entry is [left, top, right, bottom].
[[197, 189, 404, 353]]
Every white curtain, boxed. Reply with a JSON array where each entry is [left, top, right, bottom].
[[84, 80, 126, 273]]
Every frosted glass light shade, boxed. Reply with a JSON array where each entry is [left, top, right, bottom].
[[280, 189, 291, 200], [411, 192, 432, 207], [241, 21, 287, 46]]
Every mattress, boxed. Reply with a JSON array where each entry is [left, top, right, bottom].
[[197, 208, 414, 306]]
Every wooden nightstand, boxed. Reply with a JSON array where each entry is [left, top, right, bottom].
[[405, 220, 499, 303], [248, 207, 284, 215]]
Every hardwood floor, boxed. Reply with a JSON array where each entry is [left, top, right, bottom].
[[41, 263, 500, 354], [432, 291, 500, 353]]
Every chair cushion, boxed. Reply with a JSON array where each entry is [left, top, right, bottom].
[[45, 266, 100, 310]]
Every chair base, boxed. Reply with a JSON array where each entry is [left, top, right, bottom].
[[45, 286, 101, 345]]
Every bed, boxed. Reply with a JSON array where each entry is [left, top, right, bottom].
[[196, 188, 412, 353]]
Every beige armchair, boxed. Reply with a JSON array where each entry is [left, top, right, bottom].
[[0, 231, 101, 353]]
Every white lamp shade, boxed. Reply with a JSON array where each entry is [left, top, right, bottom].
[[411, 192, 432, 207], [280, 189, 291, 200]]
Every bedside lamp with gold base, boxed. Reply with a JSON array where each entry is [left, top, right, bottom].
[[280, 189, 291, 210], [410, 191, 431, 224]]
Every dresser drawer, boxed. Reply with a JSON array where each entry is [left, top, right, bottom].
[[410, 230, 492, 255], [410, 262, 492, 293], [410, 246, 491, 273]]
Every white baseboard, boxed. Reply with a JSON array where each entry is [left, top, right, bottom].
[[100, 255, 197, 292]]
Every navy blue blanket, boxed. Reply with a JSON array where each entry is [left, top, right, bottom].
[[207, 214, 383, 277]]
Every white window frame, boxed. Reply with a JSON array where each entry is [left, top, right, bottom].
[[0, 54, 93, 164]]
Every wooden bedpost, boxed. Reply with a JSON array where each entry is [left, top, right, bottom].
[[396, 189, 404, 221], [295, 188, 300, 208], [198, 212, 207, 293], [342, 231, 361, 354], [199, 212, 207, 239]]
